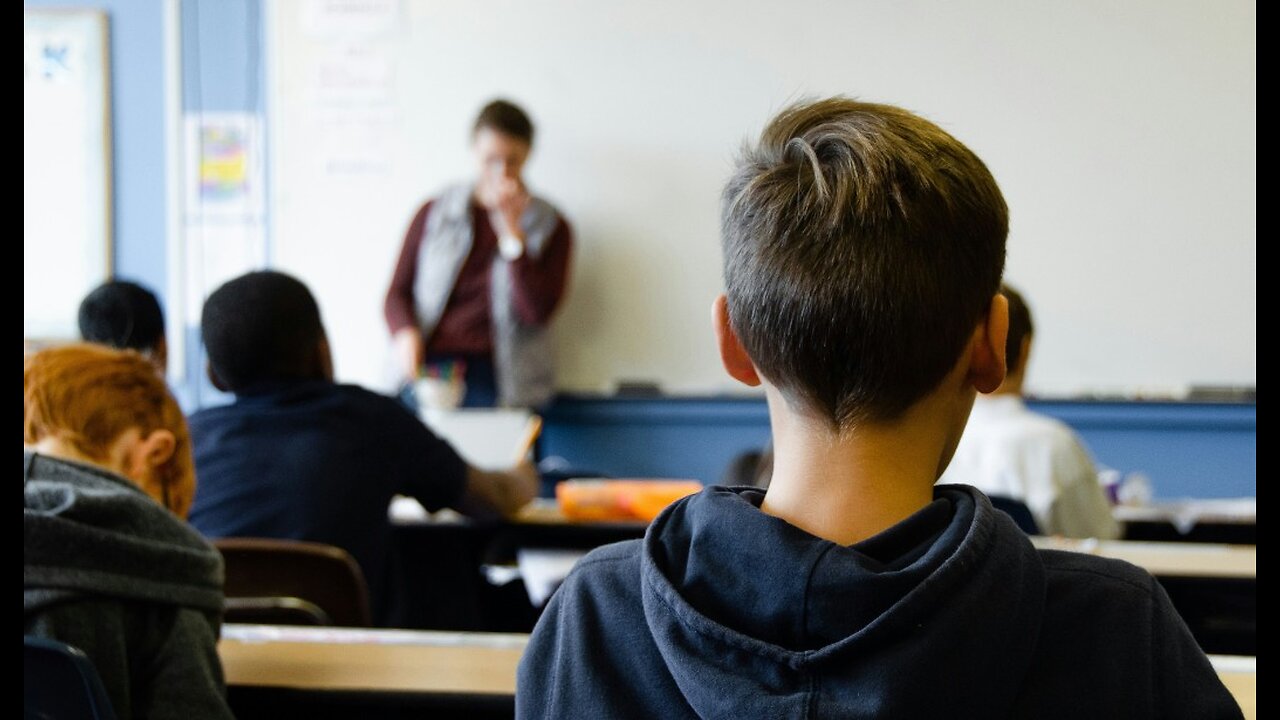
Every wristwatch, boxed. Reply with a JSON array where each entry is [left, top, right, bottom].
[[499, 233, 524, 261]]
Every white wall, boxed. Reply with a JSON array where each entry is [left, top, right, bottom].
[[269, 0, 1255, 397]]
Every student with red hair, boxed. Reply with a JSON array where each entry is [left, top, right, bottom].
[[24, 344, 231, 719]]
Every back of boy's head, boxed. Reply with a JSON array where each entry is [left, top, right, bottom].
[[202, 271, 326, 392], [24, 343, 195, 517], [1001, 283, 1034, 375], [721, 98, 1008, 428], [78, 280, 165, 354]]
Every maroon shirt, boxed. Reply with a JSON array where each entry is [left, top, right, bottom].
[[384, 198, 573, 356]]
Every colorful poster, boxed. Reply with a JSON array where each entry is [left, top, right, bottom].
[[184, 113, 263, 220]]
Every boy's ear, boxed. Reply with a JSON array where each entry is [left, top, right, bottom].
[[969, 293, 1009, 394], [138, 429, 177, 469], [713, 294, 761, 387]]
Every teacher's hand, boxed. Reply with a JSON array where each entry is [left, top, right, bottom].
[[491, 177, 530, 240], [393, 326, 423, 380]]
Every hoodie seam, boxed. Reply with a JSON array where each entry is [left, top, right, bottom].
[[545, 587, 567, 718], [644, 558, 801, 664], [641, 487, 1044, 674], [801, 543, 839, 652], [805, 671, 819, 720], [640, 487, 1021, 665], [25, 452, 153, 499], [571, 552, 636, 571], [1148, 573, 1162, 718], [1045, 565, 1153, 595]]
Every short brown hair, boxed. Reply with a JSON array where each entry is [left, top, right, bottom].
[[721, 98, 1008, 427], [78, 280, 165, 354], [24, 344, 196, 517], [473, 99, 534, 144], [1001, 284, 1035, 375], [202, 271, 326, 391]]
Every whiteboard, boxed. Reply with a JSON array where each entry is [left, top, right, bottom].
[[24, 10, 112, 340], [269, 0, 1255, 397]]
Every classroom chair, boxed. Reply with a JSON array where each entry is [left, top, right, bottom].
[[988, 495, 1042, 535], [215, 538, 372, 627], [24, 635, 117, 720]]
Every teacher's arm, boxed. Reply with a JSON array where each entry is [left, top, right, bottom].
[[508, 218, 573, 325], [385, 202, 434, 379]]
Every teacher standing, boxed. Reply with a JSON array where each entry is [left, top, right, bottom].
[[384, 100, 573, 408]]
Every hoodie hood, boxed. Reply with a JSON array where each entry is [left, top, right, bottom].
[[640, 485, 1046, 718], [24, 452, 224, 615]]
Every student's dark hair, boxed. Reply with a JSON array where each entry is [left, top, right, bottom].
[[721, 97, 1008, 427], [78, 280, 166, 353], [1001, 283, 1034, 376], [473, 99, 534, 144], [201, 271, 326, 391]]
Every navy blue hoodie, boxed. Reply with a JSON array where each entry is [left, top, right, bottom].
[[517, 485, 1240, 719]]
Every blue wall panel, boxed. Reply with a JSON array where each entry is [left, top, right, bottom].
[[541, 396, 1256, 500]]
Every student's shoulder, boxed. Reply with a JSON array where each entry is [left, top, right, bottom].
[[331, 384, 419, 419], [557, 540, 645, 601], [576, 539, 644, 568], [1032, 551, 1163, 670], [569, 540, 644, 577], [187, 401, 236, 427], [330, 382, 396, 403], [1040, 548, 1153, 592]]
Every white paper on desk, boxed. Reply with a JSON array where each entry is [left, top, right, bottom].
[[388, 496, 467, 523], [420, 408, 533, 469], [388, 496, 428, 522], [222, 624, 528, 649], [517, 548, 588, 607]]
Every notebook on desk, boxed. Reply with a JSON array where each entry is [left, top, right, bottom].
[[419, 408, 538, 469]]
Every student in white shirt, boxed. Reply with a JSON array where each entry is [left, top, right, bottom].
[[940, 284, 1121, 539]]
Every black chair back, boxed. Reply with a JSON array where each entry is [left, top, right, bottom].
[[25, 635, 117, 720], [215, 538, 372, 627]]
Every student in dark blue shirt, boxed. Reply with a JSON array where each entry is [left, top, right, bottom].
[[187, 271, 537, 626], [516, 99, 1241, 718]]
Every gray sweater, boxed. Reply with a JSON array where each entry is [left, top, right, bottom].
[[24, 452, 232, 719]]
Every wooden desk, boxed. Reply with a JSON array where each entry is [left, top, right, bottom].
[[220, 626, 1255, 720], [400, 499, 1258, 579], [1115, 500, 1255, 527], [1030, 538, 1256, 579], [394, 497, 647, 557], [1210, 655, 1256, 720], [389, 502, 1254, 654], [220, 625, 526, 718], [220, 624, 526, 695], [394, 496, 646, 529], [1117, 500, 1256, 545]]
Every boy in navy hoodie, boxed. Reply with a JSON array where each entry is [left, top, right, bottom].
[[516, 98, 1241, 718]]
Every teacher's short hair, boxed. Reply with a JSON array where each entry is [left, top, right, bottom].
[[474, 99, 534, 145], [721, 97, 1008, 428], [202, 271, 326, 391]]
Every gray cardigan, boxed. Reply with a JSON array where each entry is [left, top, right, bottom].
[[413, 183, 561, 407], [24, 452, 232, 719]]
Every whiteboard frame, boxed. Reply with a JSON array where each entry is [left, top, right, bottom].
[[23, 8, 113, 341]]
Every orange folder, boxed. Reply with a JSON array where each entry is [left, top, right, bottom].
[[556, 479, 704, 522]]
